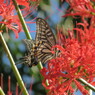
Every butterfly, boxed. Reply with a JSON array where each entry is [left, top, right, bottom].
[[20, 18, 57, 67]]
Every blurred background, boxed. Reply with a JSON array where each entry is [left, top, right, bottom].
[[0, 0, 93, 95]]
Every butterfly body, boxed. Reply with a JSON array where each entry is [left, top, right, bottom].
[[20, 18, 57, 67]]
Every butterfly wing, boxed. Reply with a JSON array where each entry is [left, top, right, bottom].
[[18, 39, 38, 67], [19, 53, 38, 67], [22, 39, 35, 53], [18, 18, 56, 67], [36, 18, 56, 45], [35, 18, 56, 63]]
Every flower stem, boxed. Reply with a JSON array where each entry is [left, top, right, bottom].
[[12, 0, 31, 39], [0, 87, 5, 95], [12, 0, 49, 87], [37, 62, 49, 85], [0, 32, 29, 95], [12, 0, 44, 76], [78, 78, 95, 92], [89, 89, 92, 95]]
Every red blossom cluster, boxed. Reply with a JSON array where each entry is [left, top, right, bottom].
[[41, 24, 95, 95], [0, 0, 40, 38], [40, 0, 95, 95], [63, 0, 95, 22]]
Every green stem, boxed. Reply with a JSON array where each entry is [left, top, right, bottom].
[[37, 62, 49, 86], [12, 0, 49, 87], [12, 0, 44, 75], [0, 87, 5, 95], [12, 0, 31, 39], [89, 89, 92, 95], [78, 78, 95, 92], [0, 32, 29, 95]]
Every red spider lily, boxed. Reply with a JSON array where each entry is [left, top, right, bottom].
[[16, 0, 41, 19], [0, 0, 39, 38], [63, 0, 95, 20], [40, 24, 95, 94], [16, 0, 30, 7], [16, 0, 41, 7], [0, 1, 22, 38]]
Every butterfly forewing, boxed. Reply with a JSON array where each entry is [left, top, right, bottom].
[[36, 18, 56, 46]]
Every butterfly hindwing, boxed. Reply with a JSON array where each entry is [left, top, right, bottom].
[[36, 18, 56, 46], [23, 39, 35, 53]]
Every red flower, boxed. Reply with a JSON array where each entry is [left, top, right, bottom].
[[63, 0, 95, 20], [16, 0, 30, 7], [41, 24, 95, 94], [0, 0, 39, 38], [16, 0, 41, 6], [16, 0, 41, 17], [0, 1, 22, 38]]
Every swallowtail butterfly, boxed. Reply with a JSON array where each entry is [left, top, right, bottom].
[[20, 18, 57, 67]]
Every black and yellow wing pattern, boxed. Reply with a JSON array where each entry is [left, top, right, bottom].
[[20, 18, 56, 67]]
